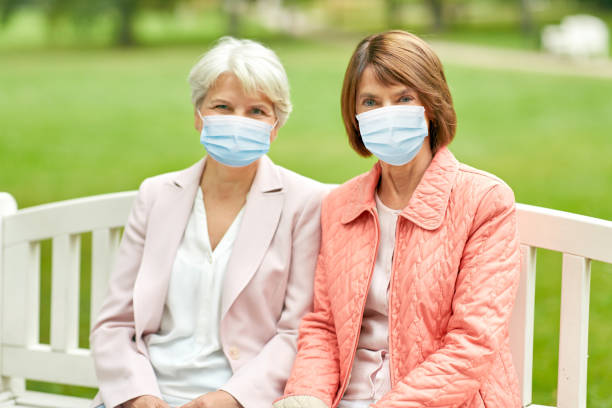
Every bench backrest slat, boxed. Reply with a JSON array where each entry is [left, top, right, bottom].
[[3, 192, 135, 247], [509, 245, 536, 407], [2, 242, 40, 348], [50, 234, 81, 352], [557, 254, 590, 408], [90, 228, 122, 330], [516, 203, 612, 264]]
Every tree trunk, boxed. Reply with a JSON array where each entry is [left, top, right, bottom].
[[116, 0, 138, 47], [519, 0, 533, 34], [226, 0, 243, 37], [427, 0, 444, 32], [385, 0, 402, 29]]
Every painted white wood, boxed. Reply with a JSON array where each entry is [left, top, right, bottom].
[[90, 228, 121, 330], [0, 390, 13, 402], [0, 193, 18, 393], [0, 194, 17, 218], [2, 192, 135, 247], [516, 203, 612, 264], [7, 379, 24, 397], [557, 254, 591, 408], [50, 235, 81, 352], [510, 245, 537, 407], [2, 243, 39, 347], [15, 390, 91, 408], [2, 345, 95, 388]]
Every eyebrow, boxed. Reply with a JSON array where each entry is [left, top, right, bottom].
[[357, 92, 378, 99], [393, 88, 415, 97], [209, 98, 231, 105]]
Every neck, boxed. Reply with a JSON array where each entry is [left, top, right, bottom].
[[377, 145, 433, 210], [200, 157, 259, 199]]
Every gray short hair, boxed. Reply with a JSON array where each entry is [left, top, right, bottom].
[[188, 37, 292, 126]]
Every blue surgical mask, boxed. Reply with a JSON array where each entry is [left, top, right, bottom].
[[356, 105, 428, 166], [198, 112, 275, 167]]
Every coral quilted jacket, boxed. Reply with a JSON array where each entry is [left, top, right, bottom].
[[280, 147, 521, 408]]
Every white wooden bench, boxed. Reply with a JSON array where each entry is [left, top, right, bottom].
[[1, 191, 611, 408]]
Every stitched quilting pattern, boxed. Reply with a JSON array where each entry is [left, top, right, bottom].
[[283, 148, 521, 408]]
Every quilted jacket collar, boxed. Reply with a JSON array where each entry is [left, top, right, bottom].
[[340, 146, 459, 230]]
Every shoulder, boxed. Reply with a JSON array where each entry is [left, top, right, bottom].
[[275, 164, 334, 205], [453, 162, 516, 231], [136, 159, 204, 204], [323, 171, 367, 207], [455, 162, 515, 207]]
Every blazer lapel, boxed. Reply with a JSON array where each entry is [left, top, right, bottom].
[[134, 158, 205, 341], [221, 155, 284, 319]]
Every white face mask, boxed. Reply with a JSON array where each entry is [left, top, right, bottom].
[[356, 105, 428, 166], [198, 112, 276, 167]]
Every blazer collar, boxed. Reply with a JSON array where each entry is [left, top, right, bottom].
[[170, 155, 283, 194], [136, 155, 283, 339], [340, 147, 459, 230], [221, 155, 284, 319]]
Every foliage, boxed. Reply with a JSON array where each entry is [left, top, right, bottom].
[[0, 0, 183, 45]]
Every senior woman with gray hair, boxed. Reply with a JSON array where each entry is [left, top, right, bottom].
[[90, 37, 328, 408]]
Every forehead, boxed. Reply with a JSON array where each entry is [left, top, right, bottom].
[[357, 65, 412, 95], [206, 72, 273, 106]]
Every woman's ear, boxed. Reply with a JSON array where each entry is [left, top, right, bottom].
[[270, 120, 280, 142], [194, 108, 203, 132]]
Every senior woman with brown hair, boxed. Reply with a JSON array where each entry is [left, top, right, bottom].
[[89, 37, 328, 408], [275, 30, 521, 408]]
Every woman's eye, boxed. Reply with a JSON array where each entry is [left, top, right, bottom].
[[399, 96, 413, 103], [251, 107, 264, 115], [214, 104, 229, 110], [363, 99, 376, 107]]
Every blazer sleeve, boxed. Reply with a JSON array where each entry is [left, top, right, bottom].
[[373, 183, 521, 408], [274, 198, 342, 408], [220, 187, 327, 408], [90, 179, 162, 408]]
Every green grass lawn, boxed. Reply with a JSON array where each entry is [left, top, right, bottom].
[[1, 38, 612, 406]]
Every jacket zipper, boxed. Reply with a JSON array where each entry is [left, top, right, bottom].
[[334, 209, 380, 407], [387, 216, 403, 388]]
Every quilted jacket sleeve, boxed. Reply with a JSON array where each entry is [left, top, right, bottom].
[[275, 201, 341, 408], [374, 183, 521, 408], [90, 179, 162, 408]]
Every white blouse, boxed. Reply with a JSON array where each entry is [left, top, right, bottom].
[[340, 193, 400, 407], [146, 187, 245, 407]]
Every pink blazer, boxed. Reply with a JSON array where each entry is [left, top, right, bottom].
[[90, 155, 329, 408]]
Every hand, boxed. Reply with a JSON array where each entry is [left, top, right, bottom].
[[123, 395, 171, 408], [179, 390, 242, 408]]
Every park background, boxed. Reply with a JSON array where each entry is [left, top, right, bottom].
[[0, 0, 611, 406]]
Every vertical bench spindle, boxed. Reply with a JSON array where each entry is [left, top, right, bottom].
[[50, 234, 81, 352], [557, 254, 591, 408]]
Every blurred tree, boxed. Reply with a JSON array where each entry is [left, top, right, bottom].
[[519, 0, 534, 34], [0, 0, 182, 46], [586, 0, 612, 9], [426, 0, 444, 31], [385, 0, 402, 28], [382, 0, 446, 32], [224, 0, 247, 37]]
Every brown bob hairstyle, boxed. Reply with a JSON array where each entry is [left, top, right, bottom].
[[341, 30, 457, 156]]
